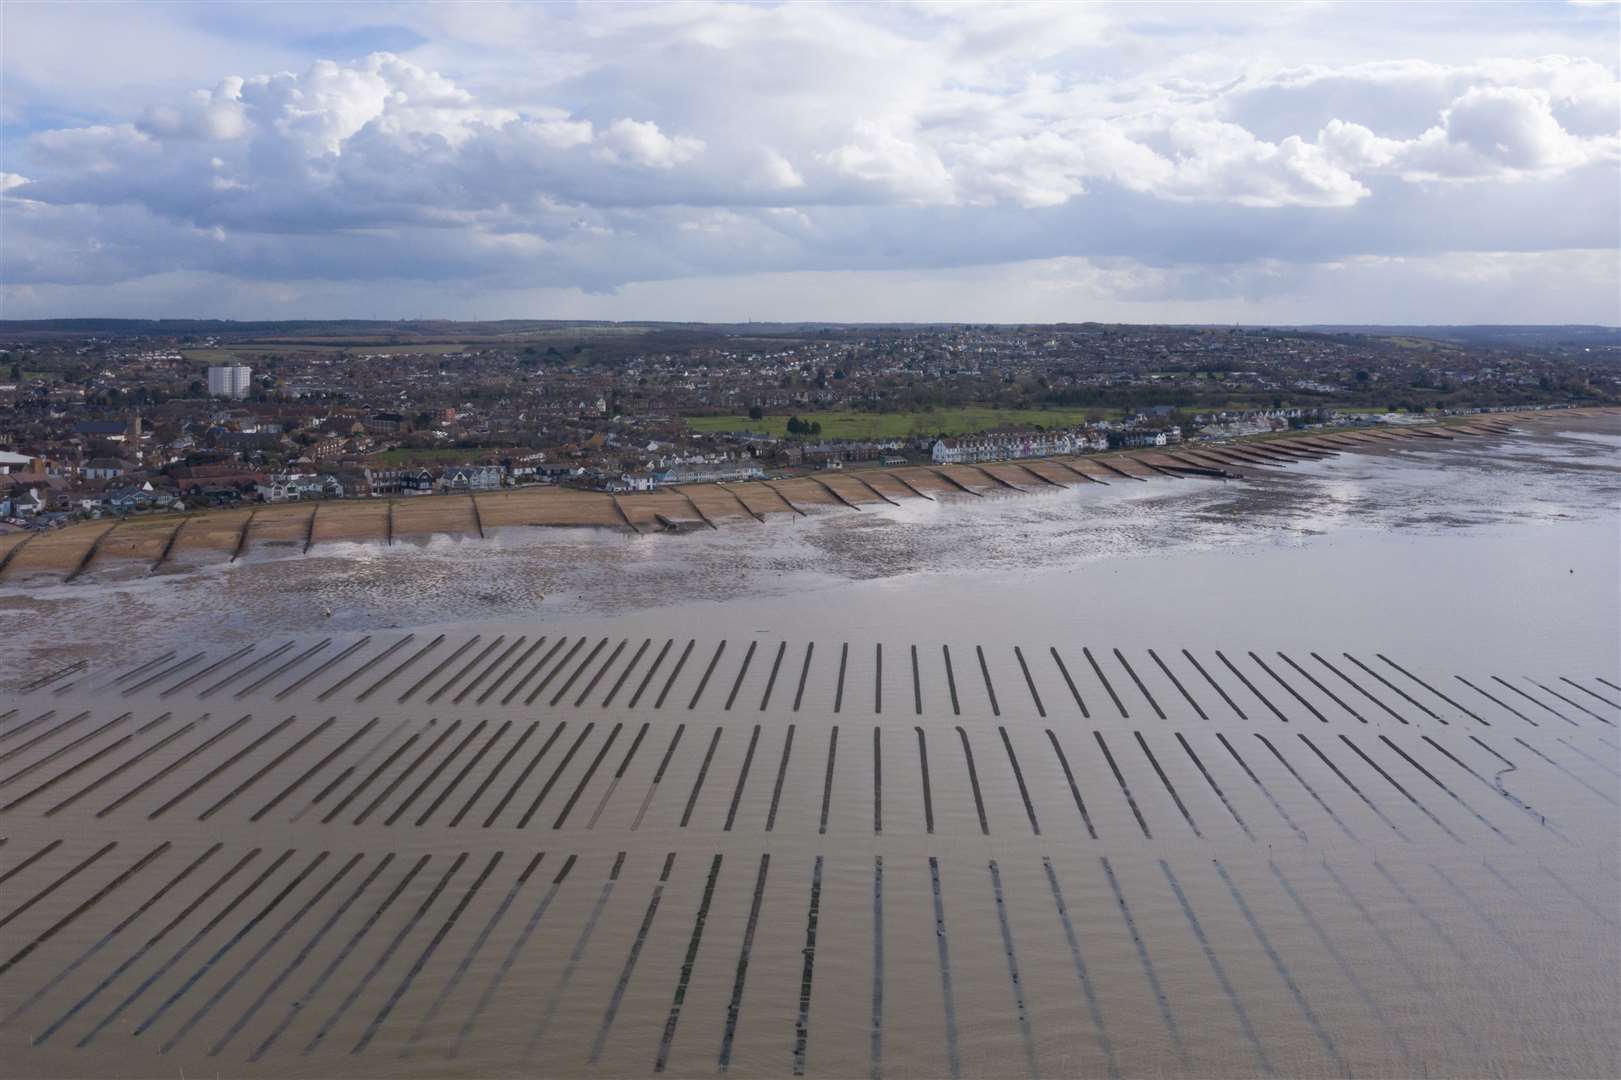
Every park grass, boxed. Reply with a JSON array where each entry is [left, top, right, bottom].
[[685, 406, 1115, 440]]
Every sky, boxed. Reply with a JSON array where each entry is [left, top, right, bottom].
[[2, 1, 1618, 324]]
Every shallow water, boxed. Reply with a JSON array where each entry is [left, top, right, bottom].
[[1, 418, 1617, 1078]]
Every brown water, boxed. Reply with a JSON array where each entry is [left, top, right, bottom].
[[1, 418, 1617, 1078]]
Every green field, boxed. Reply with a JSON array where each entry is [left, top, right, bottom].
[[686, 407, 1113, 440]]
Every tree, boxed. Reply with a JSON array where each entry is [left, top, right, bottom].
[[8, 363, 19, 381], [748, 404, 764, 420]]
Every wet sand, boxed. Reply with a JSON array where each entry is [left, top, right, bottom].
[[0, 412, 1617, 1078]]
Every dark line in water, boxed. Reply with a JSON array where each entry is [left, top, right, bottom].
[[1527, 677, 1611, 725], [525, 636, 587, 707], [353, 718, 464, 826], [294, 721, 398, 819], [1430, 863, 1531, 964], [988, 860, 1039, 1079], [793, 855, 824, 1076], [6, 711, 177, 812], [1046, 730, 1096, 838], [1419, 734, 1560, 836], [3, 843, 215, 1029], [416, 720, 510, 827], [1276, 652, 1365, 723], [554, 722, 624, 828], [449, 721, 538, 827], [765, 724, 795, 832], [236, 639, 333, 700], [1001, 727, 1040, 834], [302, 853, 467, 1055], [1294, 733, 1410, 841], [352, 851, 501, 1054], [1377, 654, 1487, 724], [0, 708, 58, 746], [1041, 858, 1117, 1077], [1598, 676, 1621, 693], [1015, 646, 1046, 717], [515, 722, 597, 828], [1344, 652, 1439, 720], [1177, 732, 1252, 840], [870, 856, 884, 1080], [455, 636, 527, 705], [1378, 734, 1510, 842], [1150, 649, 1205, 719], [0, 842, 169, 979], [450, 854, 577, 1057], [875, 642, 883, 714], [793, 642, 814, 712], [912, 644, 922, 715], [601, 638, 651, 708], [277, 637, 372, 701], [688, 640, 728, 709], [1269, 861, 1418, 1073], [1317, 860, 1472, 1044], [386, 719, 487, 826], [1557, 734, 1620, 777], [1095, 731, 1150, 838], [29, 845, 245, 1045], [1184, 649, 1244, 718], [1100, 855, 1187, 1064], [1253, 733, 1356, 840], [480, 722, 566, 828], [717, 853, 771, 1071], [200, 716, 338, 821], [819, 726, 840, 834], [1085, 646, 1127, 717], [873, 727, 883, 833], [943, 644, 961, 715], [160, 644, 256, 698], [0, 711, 128, 790], [1215, 859, 1349, 1076], [399, 635, 481, 704], [1115, 649, 1163, 718], [248, 853, 425, 1062], [976, 645, 1001, 715], [1540, 863, 1618, 928], [1160, 859, 1273, 1077], [1136, 731, 1199, 836], [0, 838, 50, 887], [654, 639, 696, 709], [528, 852, 625, 1056], [137, 852, 332, 1040], [0, 841, 117, 934], [111, 652, 176, 686], [1561, 675, 1620, 710], [1312, 652, 1407, 724], [724, 724, 762, 831], [928, 857, 962, 1080], [356, 634, 445, 703], [958, 726, 990, 834], [1455, 675, 1537, 726], [1509, 734, 1618, 805], [130, 651, 210, 695], [591, 852, 675, 1063], [95, 712, 239, 817], [835, 642, 848, 713], [680, 726, 723, 827], [77, 848, 294, 1049], [587, 722, 650, 829], [654, 852, 723, 1073], [501, 635, 567, 706], [1218, 649, 1288, 722], [1337, 734, 1462, 842], [761, 642, 787, 710], [551, 636, 609, 707], [1218, 733, 1307, 841], [164, 851, 362, 1054], [150, 714, 297, 820], [402, 851, 543, 1052], [917, 727, 935, 833], [0, 709, 92, 766], [627, 638, 674, 709], [632, 724, 686, 831], [1251, 652, 1326, 722], [725, 641, 758, 710], [319, 633, 415, 702]]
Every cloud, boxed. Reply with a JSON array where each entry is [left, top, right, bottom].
[[1, 3, 1617, 320]]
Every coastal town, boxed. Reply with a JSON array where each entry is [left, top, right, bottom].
[[0, 320, 1615, 524]]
